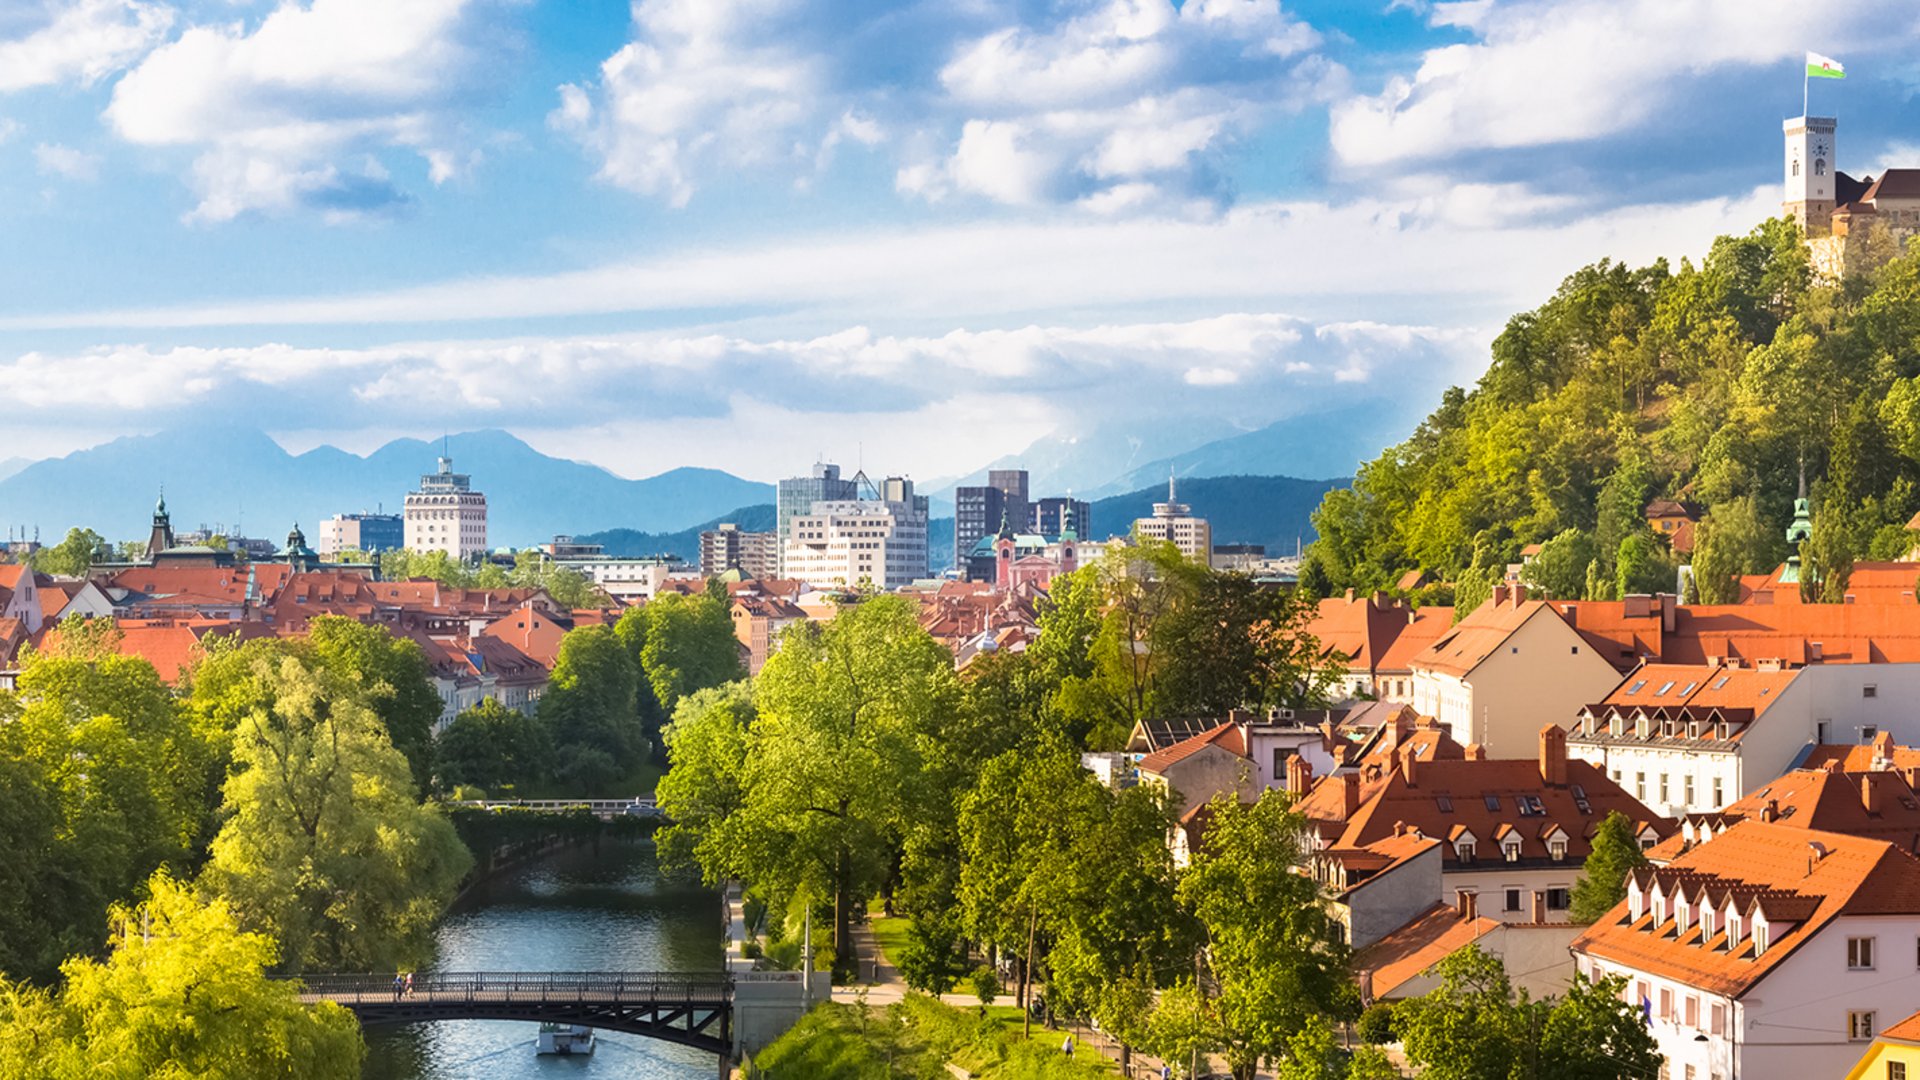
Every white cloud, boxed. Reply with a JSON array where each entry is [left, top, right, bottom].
[[0, 0, 174, 93], [104, 0, 493, 222], [910, 0, 1336, 209], [0, 313, 1477, 477], [0, 118, 21, 144], [553, 0, 823, 207], [1330, 0, 1914, 168], [0, 184, 1780, 335], [33, 142, 100, 181]]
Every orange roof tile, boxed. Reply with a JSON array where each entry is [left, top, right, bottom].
[[1573, 821, 1920, 998], [1354, 903, 1502, 998], [1137, 722, 1249, 775]]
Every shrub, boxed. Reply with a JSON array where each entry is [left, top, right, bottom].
[[1358, 1001, 1397, 1044], [969, 967, 1000, 1012]]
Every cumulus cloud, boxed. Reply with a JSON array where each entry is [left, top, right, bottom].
[[104, 0, 500, 222], [1330, 0, 1914, 168], [552, 0, 827, 207], [905, 0, 1336, 211], [0, 314, 1479, 477], [0, 0, 173, 93]]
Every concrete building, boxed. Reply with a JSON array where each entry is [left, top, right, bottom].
[[775, 463, 858, 576], [1134, 474, 1211, 562], [1574, 820, 1920, 1080], [317, 512, 403, 557], [781, 476, 930, 590], [404, 456, 488, 558], [700, 523, 779, 580], [954, 471, 1030, 573]]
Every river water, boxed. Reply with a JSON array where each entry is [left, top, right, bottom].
[[362, 838, 724, 1080]]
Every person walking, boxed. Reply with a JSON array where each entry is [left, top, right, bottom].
[[1062, 1033, 1074, 1057], [403, 972, 415, 997], [392, 973, 404, 998]]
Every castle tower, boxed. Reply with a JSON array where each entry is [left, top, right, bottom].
[[1784, 115, 1838, 231]]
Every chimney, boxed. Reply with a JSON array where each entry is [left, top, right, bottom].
[[1456, 890, 1478, 921], [1465, 743, 1486, 761], [1399, 744, 1418, 787], [1661, 593, 1677, 633], [1864, 773, 1885, 815], [1760, 799, 1778, 823], [1286, 754, 1313, 796], [1623, 594, 1652, 619], [1491, 585, 1511, 606], [1372, 590, 1390, 609], [1384, 716, 1404, 755], [1345, 588, 1356, 604], [1341, 772, 1362, 818], [1539, 724, 1568, 787]]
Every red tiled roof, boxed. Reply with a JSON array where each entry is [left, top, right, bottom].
[[1881, 1009, 1920, 1043], [1410, 593, 1554, 678], [1308, 593, 1452, 674], [1573, 820, 1920, 998], [1354, 903, 1502, 999], [1602, 663, 1799, 715], [1137, 721, 1248, 775], [1652, 763, 1920, 861]]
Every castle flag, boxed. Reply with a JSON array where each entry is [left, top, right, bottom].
[[1807, 52, 1846, 79]]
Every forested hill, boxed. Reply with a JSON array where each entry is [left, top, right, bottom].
[[1303, 218, 1920, 604]]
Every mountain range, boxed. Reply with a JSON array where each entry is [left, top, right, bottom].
[[0, 428, 772, 546]]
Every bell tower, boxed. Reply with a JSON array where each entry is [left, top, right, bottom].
[[1784, 115, 1837, 231]]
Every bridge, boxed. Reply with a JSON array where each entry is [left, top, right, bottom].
[[296, 969, 824, 1067], [455, 795, 662, 821]]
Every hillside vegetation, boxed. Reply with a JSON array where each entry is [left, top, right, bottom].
[[1304, 218, 1920, 604]]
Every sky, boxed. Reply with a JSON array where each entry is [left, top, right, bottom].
[[2, 0, 1919, 485]]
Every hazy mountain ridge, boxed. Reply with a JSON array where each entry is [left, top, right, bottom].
[[0, 428, 772, 546]]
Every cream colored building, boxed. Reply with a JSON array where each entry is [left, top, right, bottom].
[[1409, 587, 1624, 757], [403, 456, 489, 558], [1133, 474, 1211, 561]]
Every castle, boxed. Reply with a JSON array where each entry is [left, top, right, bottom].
[[1784, 114, 1920, 276]]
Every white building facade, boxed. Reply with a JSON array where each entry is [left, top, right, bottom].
[[781, 480, 929, 590], [1133, 475, 1211, 562], [404, 457, 488, 558]]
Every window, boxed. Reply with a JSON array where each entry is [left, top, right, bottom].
[[1637, 772, 1647, 800], [1866, 684, 1879, 699], [1659, 988, 1673, 1019], [1713, 777, 1724, 807], [1849, 937, 1876, 970], [1685, 996, 1699, 1028], [1863, 725, 1880, 743], [1503, 842, 1520, 863], [1485, 794, 1501, 811], [1457, 842, 1475, 863], [1684, 776, 1695, 806], [1818, 720, 1831, 744], [1550, 838, 1568, 861], [1686, 1067, 1696, 1080], [1711, 1002, 1725, 1034], [1891, 1063, 1908, 1080], [1506, 888, 1522, 912], [1435, 795, 1454, 812], [1547, 888, 1570, 911], [1660, 774, 1670, 803], [1851, 1010, 1878, 1041]]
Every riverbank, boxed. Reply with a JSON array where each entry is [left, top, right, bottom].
[[749, 994, 1117, 1080]]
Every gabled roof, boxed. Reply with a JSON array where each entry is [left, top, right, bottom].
[[1137, 721, 1248, 775], [1309, 593, 1452, 674], [1411, 593, 1556, 678], [1862, 168, 1920, 203], [1573, 821, 1920, 998], [1650, 762, 1920, 861], [1353, 903, 1502, 999], [1602, 663, 1798, 715], [1325, 748, 1667, 868]]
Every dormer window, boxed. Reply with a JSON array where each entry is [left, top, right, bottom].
[[1550, 838, 1567, 861], [1754, 919, 1770, 955], [1727, 912, 1742, 948], [1503, 841, 1521, 863], [1456, 841, 1476, 864], [1700, 906, 1716, 940]]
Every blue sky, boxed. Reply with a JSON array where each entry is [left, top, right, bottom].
[[2, 0, 1919, 485]]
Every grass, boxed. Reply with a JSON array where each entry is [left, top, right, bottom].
[[751, 994, 1119, 1079], [866, 903, 913, 976]]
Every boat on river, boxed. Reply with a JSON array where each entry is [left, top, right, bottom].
[[535, 1023, 597, 1055]]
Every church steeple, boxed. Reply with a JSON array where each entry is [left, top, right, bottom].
[[147, 490, 174, 555]]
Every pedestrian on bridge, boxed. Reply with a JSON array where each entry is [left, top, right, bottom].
[[392, 974, 404, 998], [404, 972, 415, 996]]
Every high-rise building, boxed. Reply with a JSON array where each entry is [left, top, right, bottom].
[[404, 456, 488, 558], [953, 484, 1006, 572], [1133, 473, 1210, 562], [1030, 496, 1090, 539], [318, 512, 403, 557], [782, 475, 930, 590], [955, 469, 1031, 571], [776, 462, 858, 575], [700, 523, 780, 579]]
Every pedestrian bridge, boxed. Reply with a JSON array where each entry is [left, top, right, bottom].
[[295, 969, 824, 1064], [455, 795, 663, 821]]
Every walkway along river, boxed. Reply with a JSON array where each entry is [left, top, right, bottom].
[[361, 837, 724, 1080]]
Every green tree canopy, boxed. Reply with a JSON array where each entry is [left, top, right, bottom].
[[434, 698, 552, 794], [1569, 810, 1651, 924]]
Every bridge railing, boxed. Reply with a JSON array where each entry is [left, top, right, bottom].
[[297, 971, 732, 1005]]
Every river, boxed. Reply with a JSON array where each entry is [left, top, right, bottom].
[[361, 838, 725, 1080]]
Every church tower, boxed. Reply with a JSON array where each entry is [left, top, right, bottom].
[[1784, 115, 1838, 231]]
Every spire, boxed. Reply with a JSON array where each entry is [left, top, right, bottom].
[[1169, 467, 1177, 503], [996, 509, 1016, 542]]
